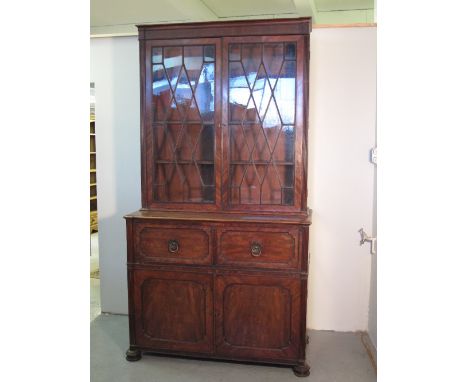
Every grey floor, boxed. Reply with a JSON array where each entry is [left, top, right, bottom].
[[91, 313, 376, 382]]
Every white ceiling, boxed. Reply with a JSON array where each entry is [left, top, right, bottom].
[[91, 0, 374, 36]]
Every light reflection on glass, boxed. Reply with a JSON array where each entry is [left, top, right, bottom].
[[229, 77, 295, 127], [152, 49, 215, 122]]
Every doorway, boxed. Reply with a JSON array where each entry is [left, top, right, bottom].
[[90, 82, 101, 320]]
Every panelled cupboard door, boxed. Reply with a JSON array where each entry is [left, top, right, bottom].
[[132, 269, 213, 353], [215, 273, 301, 361], [222, 36, 306, 212], [142, 38, 222, 210]]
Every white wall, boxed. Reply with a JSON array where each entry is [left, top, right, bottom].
[[90, 27, 377, 332], [308, 27, 376, 331], [90, 36, 141, 314], [368, 166, 377, 346]]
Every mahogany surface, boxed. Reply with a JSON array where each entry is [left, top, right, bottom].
[[126, 17, 312, 377]]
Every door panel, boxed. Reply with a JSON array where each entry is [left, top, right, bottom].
[[222, 36, 305, 212], [215, 273, 300, 360], [144, 38, 222, 210], [133, 269, 213, 353]]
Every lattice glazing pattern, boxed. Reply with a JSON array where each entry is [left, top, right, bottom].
[[151, 45, 215, 203], [228, 43, 296, 205]]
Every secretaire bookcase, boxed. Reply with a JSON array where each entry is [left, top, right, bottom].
[[124, 17, 312, 377]]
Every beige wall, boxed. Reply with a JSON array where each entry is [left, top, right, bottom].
[[308, 27, 376, 331], [90, 26, 377, 331]]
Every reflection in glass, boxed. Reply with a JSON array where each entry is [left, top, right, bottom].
[[195, 63, 215, 122], [152, 47, 162, 63], [228, 42, 296, 206], [151, 45, 216, 203]]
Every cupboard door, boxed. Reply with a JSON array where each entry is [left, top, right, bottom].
[[222, 36, 306, 211], [143, 39, 222, 209], [215, 273, 300, 361], [133, 269, 213, 353]]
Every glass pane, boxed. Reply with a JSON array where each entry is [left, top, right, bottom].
[[193, 124, 214, 162], [174, 68, 191, 120], [260, 165, 282, 205], [228, 41, 296, 206], [154, 124, 176, 161], [204, 45, 215, 62], [275, 165, 294, 187], [152, 64, 172, 122], [195, 63, 215, 122], [273, 125, 295, 163], [152, 47, 162, 63], [229, 44, 240, 61], [164, 47, 182, 90], [282, 188, 294, 205], [240, 164, 260, 205], [184, 46, 203, 85], [285, 43, 296, 60], [251, 65, 271, 120], [242, 44, 262, 89], [275, 60, 296, 125], [230, 124, 250, 161], [229, 62, 249, 122], [263, 44, 284, 83], [151, 44, 216, 204]]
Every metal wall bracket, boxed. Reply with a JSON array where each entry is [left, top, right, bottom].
[[370, 147, 377, 165], [359, 228, 377, 255]]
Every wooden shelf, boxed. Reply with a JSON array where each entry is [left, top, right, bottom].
[[90, 118, 98, 232]]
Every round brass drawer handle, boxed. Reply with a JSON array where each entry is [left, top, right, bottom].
[[168, 239, 179, 253], [251, 242, 262, 257]]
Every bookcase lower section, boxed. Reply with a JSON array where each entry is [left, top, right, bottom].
[[125, 214, 311, 377]]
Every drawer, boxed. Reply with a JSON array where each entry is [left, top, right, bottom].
[[133, 222, 212, 265], [217, 227, 299, 269]]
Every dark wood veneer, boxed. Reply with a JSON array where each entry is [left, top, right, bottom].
[[138, 18, 311, 40], [126, 17, 312, 377]]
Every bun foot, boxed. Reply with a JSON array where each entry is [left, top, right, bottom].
[[126, 348, 142, 362], [292, 362, 310, 377]]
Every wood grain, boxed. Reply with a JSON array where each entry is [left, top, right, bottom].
[[133, 222, 212, 265], [217, 227, 299, 270], [133, 269, 213, 353], [215, 273, 300, 360]]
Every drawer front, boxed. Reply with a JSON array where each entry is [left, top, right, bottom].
[[217, 227, 299, 269], [133, 222, 212, 265]]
